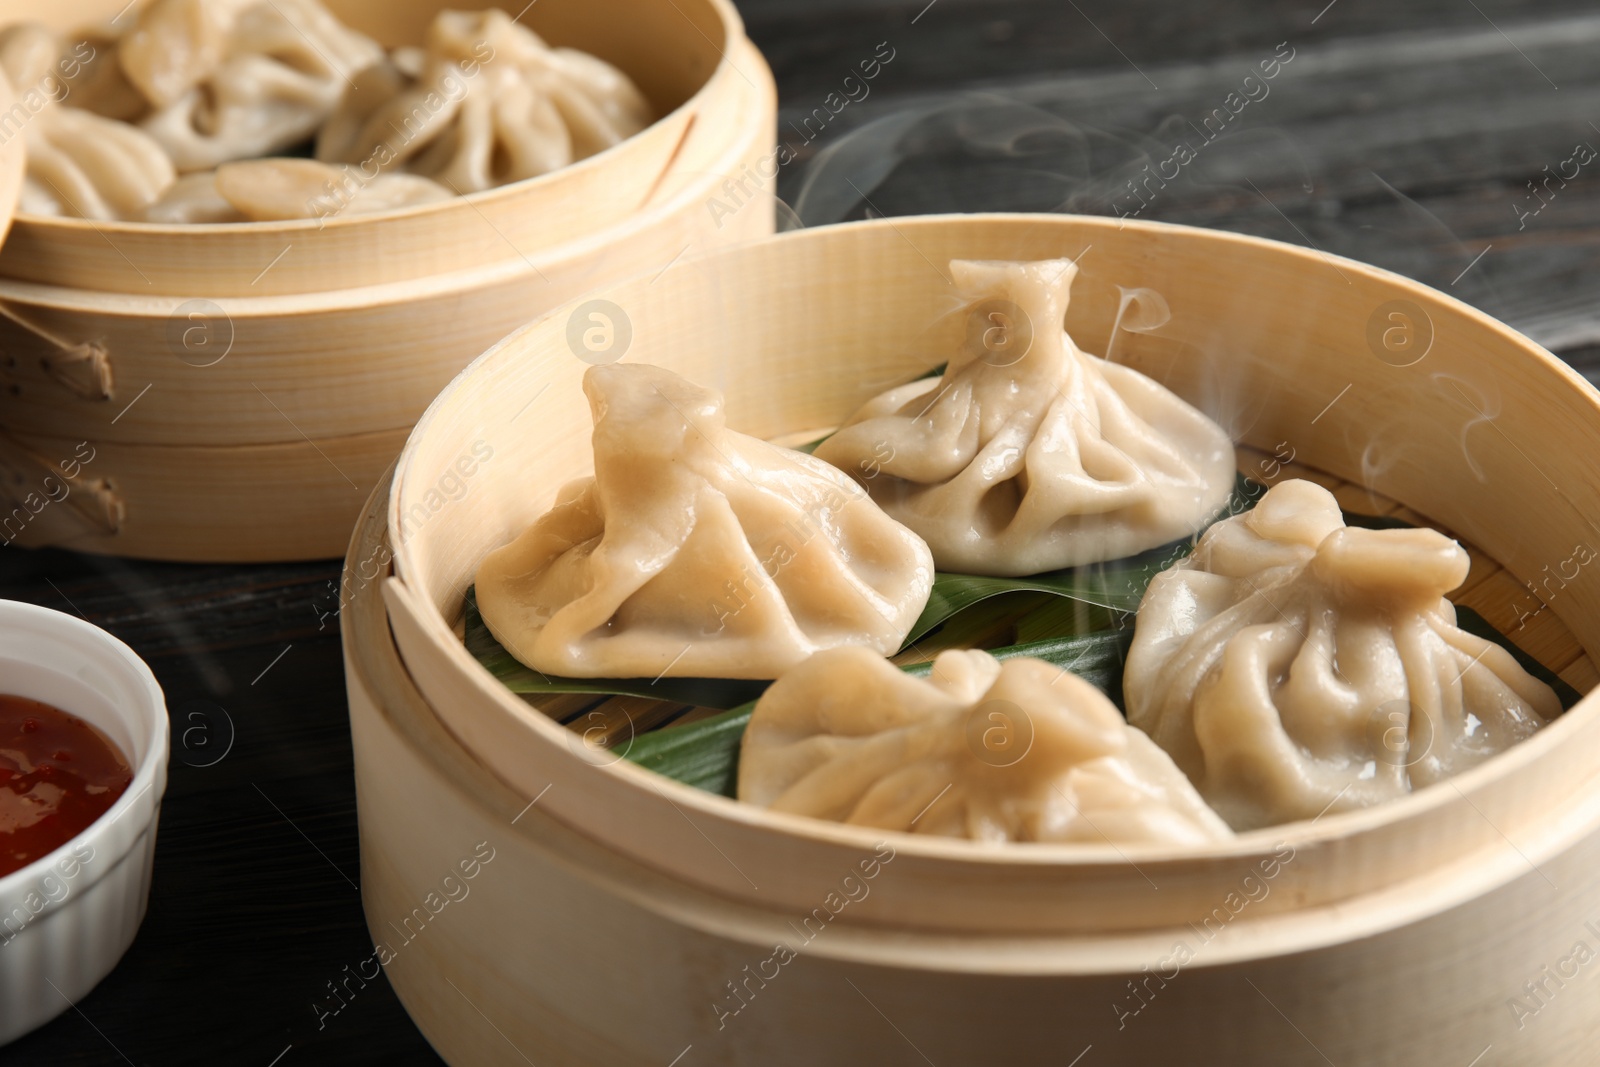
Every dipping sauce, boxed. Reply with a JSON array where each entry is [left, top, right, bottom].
[[1, 694, 132, 878]]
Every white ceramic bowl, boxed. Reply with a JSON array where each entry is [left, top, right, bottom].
[[0, 599, 168, 1046]]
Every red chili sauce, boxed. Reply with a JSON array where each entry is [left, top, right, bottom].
[[0, 694, 132, 878]]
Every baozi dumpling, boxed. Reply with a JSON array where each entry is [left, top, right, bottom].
[[475, 363, 935, 681], [738, 646, 1233, 845], [20, 107, 175, 220], [316, 9, 652, 193], [813, 258, 1237, 577], [1125, 479, 1560, 830], [135, 0, 383, 172]]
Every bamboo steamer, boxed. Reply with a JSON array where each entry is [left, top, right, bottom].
[[0, 0, 754, 295], [363, 214, 1600, 1064], [0, 0, 775, 560]]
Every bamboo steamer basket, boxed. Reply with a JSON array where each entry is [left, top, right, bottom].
[[0, 0, 774, 561], [0, 0, 755, 295], [364, 214, 1600, 1064]]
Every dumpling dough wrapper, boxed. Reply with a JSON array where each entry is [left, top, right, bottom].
[[476, 363, 935, 681]]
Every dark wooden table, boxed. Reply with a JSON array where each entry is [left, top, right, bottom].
[[6, 1, 1600, 1062]]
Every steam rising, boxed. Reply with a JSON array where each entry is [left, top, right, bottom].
[[762, 86, 1577, 534]]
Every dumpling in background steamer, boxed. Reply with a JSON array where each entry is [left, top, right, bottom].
[[475, 363, 934, 681], [130, 0, 383, 172], [14, 110, 175, 220], [68, 22, 149, 122], [312, 56, 410, 164], [738, 646, 1232, 845], [214, 158, 450, 219], [0, 22, 70, 101], [0, 24, 174, 220], [813, 258, 1237, 577], [118, 0, 255, 108], [141, 158, 451, 223], [0, 20, 130, 122], [0, 23, 172, 220], [316, 9, 652, 193], [1124, 479, 1560, 831], [140, 172, 245, 224]]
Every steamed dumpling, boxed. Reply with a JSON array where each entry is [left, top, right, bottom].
[[140, 172, 245, 224], [475, 363, 935, 680], [1125, 479, 1560, 830], [813, 258, 1237, 577], [316, 9, 652, 193], [140, 158, 451, 223], [19, 107, 175, 220], [739, 646, 1232, 845], [0, 22, 67, 102], [312, 55, 409, 163], [0, 20, 133, 121], [70, 24, 149, 122], [133, 0, 383, 171], [0, 23, 174, 220], [118, 0, 258, 108], [215, 158, 450, 220]]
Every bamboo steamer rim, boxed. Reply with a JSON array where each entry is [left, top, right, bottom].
[[352, 466, 1600, 972], [0, 0, 759, 296], [384, 213, 1600, 933]]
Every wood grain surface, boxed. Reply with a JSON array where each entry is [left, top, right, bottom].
[[4, 0, 1599, 1063]]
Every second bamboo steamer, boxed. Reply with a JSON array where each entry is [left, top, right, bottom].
[[0, 0, 776, 561]]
